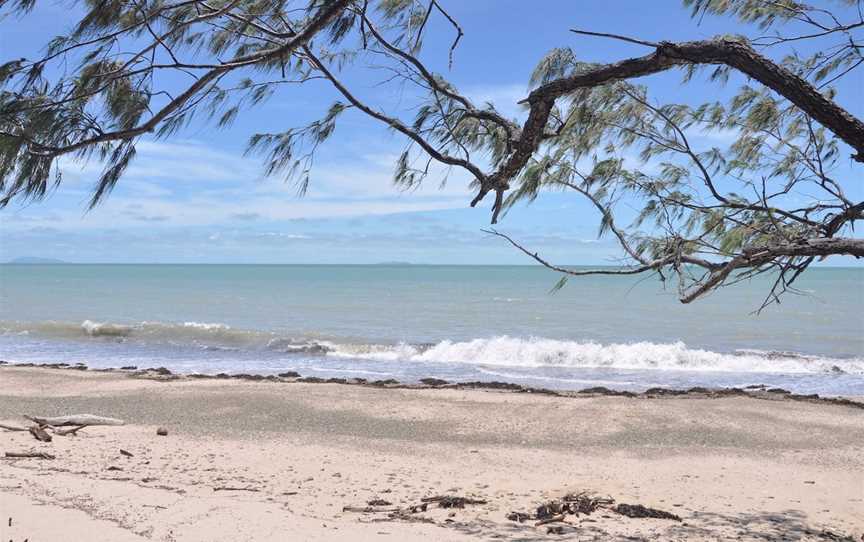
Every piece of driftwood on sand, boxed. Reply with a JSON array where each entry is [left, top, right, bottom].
[[2, 414, 126, 444], [52, 425, 88, 436], [0, 422, 28, 432], [24, 414, 125, 427], [4, 451, 56, 460]]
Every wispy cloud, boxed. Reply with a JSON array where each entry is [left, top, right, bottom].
[[4, 138, 482, 231]]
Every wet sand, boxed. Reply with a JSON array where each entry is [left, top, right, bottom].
[[1, 366, 862, 540]]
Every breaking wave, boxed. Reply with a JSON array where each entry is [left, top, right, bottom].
[[326, 336, 864, 375], [2, 319, 277, 348], [2, 320, 862, 376]]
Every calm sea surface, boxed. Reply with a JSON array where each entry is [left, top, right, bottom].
[[1, 264, 862, 394]]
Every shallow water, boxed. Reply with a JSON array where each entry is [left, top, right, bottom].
[[1, 264, 862, 394]]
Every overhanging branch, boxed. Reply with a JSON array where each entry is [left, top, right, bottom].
[[487, 228, 864, 304], [469, 37, 864, 220]]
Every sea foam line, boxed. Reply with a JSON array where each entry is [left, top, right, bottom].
[[327, 336, 864, 375]]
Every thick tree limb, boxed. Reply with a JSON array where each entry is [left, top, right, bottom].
[[520, 39, 864, 160], [459, 36, 864, 222]]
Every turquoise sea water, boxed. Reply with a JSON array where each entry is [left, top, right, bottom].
[[1, 264, 862, 394]]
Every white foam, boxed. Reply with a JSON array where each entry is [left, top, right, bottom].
[[181, 321, 231, 331], [328, 335, 864, 375], [81, 320, 132, 337]]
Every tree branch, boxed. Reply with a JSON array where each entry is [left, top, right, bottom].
[[11, 0, 352, 158]]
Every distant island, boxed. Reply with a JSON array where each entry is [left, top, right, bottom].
[[7, 257, 67, 264]]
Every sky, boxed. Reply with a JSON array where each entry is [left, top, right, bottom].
[[0, 0, 861, 264]]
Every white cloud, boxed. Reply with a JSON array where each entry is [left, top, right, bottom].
[[12, 137, 483, 230], [54, 140, 259, 187], [127, 140, 259, 182]]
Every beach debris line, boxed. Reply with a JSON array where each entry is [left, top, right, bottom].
[[507, 491, 681, 528]]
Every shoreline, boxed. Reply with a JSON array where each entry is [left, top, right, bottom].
[[1, 365, 862, 540], [2, 358, 863, 409], [0, 365, 864, 542]]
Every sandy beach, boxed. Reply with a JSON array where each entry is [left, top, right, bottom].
[[0, 365, 862, 541]]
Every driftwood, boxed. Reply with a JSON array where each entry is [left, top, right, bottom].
[[53, 425, 87, 436], [25, 414, 124, 427], [4, 451, 55, 460], [535, 514, 567, 526], [213, 486, 259, 492], [342, 495, 482, 518], [342, 505, 402, 513], [0, 422, 28, 432], [28, 425, 52, 442], [614, 503, 681, 521], [421, 495, 488, 508], [342, 502, 428, 515], [120, 449, 134, 457]]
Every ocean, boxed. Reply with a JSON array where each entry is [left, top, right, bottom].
[[1, 264, 862, 395]]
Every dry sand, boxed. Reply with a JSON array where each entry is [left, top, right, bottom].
[[0, 366, 862, 541]]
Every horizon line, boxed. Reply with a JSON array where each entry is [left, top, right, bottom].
[[3, 261, 863, 269]]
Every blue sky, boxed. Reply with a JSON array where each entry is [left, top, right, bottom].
[[0, 1, 861, 264]]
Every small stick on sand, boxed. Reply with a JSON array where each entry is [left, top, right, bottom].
[[0, 422, 28, 432], [53, 425, 87, 436], [24, 414, 124, 427], [535, 513, 567, 526], [420, 495, 488, 508], [342, 506, 402, 513], [4, 451, 56, 460], [213, 486, 260, 492]]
